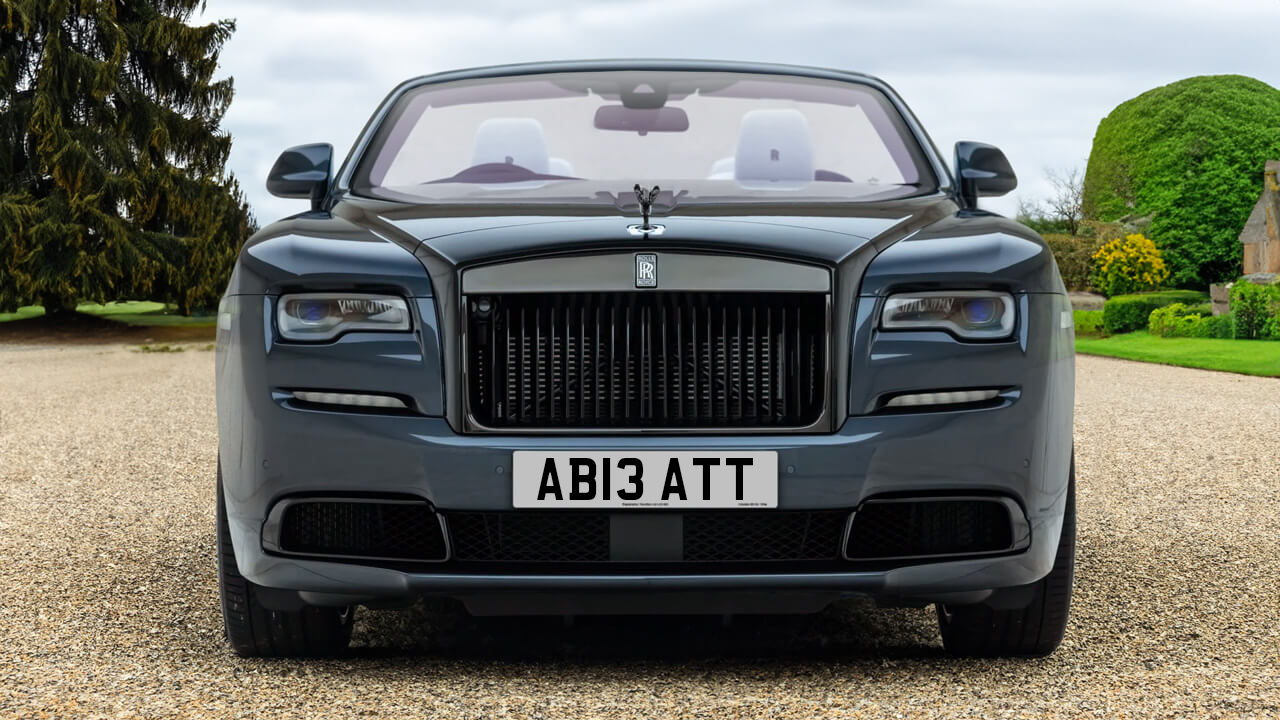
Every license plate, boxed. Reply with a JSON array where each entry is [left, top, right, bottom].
[[512, 451, 778, 509]]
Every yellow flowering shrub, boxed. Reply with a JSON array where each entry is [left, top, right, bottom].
[[1090, 233, 1169, 297]]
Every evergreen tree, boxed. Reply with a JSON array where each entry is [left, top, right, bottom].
[[0, 0, 254, 315]]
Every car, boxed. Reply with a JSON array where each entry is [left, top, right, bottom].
[[215, 60, 1076, 658]]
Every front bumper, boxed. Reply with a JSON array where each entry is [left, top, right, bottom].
[[219, 403, 1068, 607], [216, 292, 1074, 610]]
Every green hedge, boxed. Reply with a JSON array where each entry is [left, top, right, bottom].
[[1103, 290, 1208, 334], [1147, 303, 1234, 338], [1074, 310, 1105, 336], [1229, 281, 1280, 339], [1204, 314, 1237, 339]]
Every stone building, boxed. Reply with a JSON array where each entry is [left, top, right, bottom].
[[1212, 161, 1280, 314], [1240, 160, 1280, 276]]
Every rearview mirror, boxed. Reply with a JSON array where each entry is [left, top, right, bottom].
[[954, 141, 1016, 208], [593, 105, 689, 135], [267, 143, 333, 211]]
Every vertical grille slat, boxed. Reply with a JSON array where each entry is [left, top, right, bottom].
[[773, 307, 783, 422], [750, 306, 759, 420], [676, 305, 685, 422], [735, 305, 744, 423], [534, 307, 543, 421], [624, 304, 632, 420], [720, 306, 729, 421], [703, 304, 713, 420], [690, 301, 699, 423], [520, 307, 531, 422], [757, 307, 768, 420], [788, 303, 798, 417], [567, 305, 574, 420], [504, 306, 513, 423], [578, 305, 586, 422], [661, 304, 670, 421], [609, 305, 617, 420], [468, 292, 826, 429]]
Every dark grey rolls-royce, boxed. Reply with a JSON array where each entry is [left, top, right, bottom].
[[215, 60, 1076, 658]]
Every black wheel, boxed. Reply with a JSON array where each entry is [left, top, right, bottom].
[[937, 457, 1076, 657], [217, 463, 353, 657]]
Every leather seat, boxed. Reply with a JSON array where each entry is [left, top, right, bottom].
[[732, 109, 815, 185], [471, 118, 573, 177]]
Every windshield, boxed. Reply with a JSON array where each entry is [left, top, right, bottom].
[[352, 70, 937, 207]]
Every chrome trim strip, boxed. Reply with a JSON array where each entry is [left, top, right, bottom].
[[290, 390, 409, 410], [262, 497, 451, 564], [462, 252, 831, 294], [841, 496, 1030, 562]]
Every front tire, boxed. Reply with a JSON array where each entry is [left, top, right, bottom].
[[217, 464, 353, 657], [936, 457, 1076, 657]]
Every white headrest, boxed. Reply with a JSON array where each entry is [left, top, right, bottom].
[[708, 156, 735, 179], [547, 157, 575, 177], [471, 118, 550, 174], [733, 109, 814, 183]]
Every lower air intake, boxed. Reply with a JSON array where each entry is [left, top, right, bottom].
[[683, 511, 847, 562], [844, 498, 1017, 561], [449, 512, 611, 562], [276, 499, 447, 562], [448, 511, 849, 563]]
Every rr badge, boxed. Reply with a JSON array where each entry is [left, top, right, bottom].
[[635, 253, 657, 288]]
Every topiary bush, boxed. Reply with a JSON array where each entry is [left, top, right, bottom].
[[1090, 233, 1169, 297], [1103, 289, 1208, 334], [1082, 75, 1280, 287], [1229, 281, 1280, 339]]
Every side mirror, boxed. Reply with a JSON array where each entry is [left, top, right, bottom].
[[267, 143, 333, 211], [954, 141, 1016, 208]]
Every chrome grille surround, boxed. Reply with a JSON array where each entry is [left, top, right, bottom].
[[459, 252, 833, 433]]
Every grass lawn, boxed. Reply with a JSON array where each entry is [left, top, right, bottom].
[[0, 301, 215, 327], [1076, 331, 1280, 377]]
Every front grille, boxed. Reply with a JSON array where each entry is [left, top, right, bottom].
[[277, 500, 447, 562], [844, 499, 1015, 560], [465, 291, 828, 429], [448, 511, 848, 563]]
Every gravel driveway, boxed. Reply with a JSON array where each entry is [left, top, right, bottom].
[[1, 344, 1277, 718]]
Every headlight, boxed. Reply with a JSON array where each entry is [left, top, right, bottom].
[[880, 291, 1015, 339], [277, 293, 410, 341]]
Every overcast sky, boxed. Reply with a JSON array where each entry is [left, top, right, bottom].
[[204, 0, 1280, 224]]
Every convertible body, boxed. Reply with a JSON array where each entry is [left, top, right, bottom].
[[215, 60, 1076, 657]]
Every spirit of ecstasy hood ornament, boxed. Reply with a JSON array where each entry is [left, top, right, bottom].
[[631, 183, 662, 235]]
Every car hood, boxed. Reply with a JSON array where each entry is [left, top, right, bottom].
[[332, 194, 958, 268]]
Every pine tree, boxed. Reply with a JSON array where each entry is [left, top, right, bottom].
[[0, 0, 254, 315]]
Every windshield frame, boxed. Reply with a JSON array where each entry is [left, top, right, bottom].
[[333, 60, 954, 209]]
